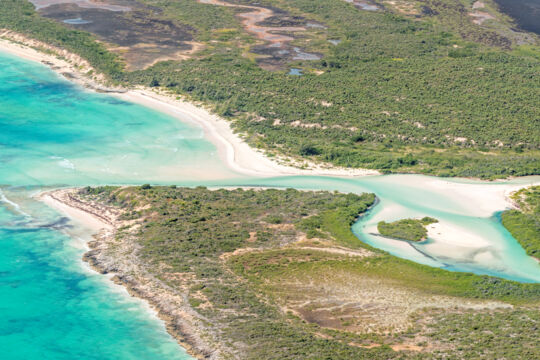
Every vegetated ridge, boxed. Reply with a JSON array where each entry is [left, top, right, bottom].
[[65, 185, 540, 359]]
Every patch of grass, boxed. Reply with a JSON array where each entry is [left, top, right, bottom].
[[377, 216, 438, 242], [232, 250, 540, 305], [411, 308, 540, 359]]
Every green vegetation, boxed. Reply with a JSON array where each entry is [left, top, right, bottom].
[[1, 0, 539, 178], [502, 186, 540, 259], [123, 8, 539, 178], [409, 308, 540, 359], [232, 246, 540, 305], [137, 0, 239, 39], [80, 186, 540, 358], [377, 216, 438, 241]]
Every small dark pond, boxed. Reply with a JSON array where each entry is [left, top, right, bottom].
[[493, 0, 540, 34]]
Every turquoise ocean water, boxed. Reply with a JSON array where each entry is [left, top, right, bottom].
[[1, 51, 539, 359]]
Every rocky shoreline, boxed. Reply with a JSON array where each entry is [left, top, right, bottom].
[[41, 188, 224, 360]]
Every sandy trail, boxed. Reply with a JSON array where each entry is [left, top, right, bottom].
[[198, 0, 305, 46]]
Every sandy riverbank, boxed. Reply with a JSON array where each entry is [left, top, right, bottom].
[[37, 188, 219, 360], [372, 174, 538, 218], [0, 32, 379, 178], [426, 221, 490, 247]]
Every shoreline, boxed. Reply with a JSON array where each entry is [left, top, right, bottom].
[[1, 31, 537, 181], [36, 186, 535, 360], [38, 188, 217, 360], [0, 31, 379, 178], [32, 181, 539, 358], [3, 29, 540, 357]]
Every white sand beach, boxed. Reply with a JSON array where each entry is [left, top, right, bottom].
[[421, 177, 536, 217], [113, 88, 380, 177], [0, 32, 379, 178]]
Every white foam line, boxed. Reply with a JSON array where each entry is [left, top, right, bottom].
[[0, 189, 31, 217]]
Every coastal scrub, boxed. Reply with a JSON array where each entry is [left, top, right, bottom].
[[377, 217, 438, 242], [71, 186, 540, 359]]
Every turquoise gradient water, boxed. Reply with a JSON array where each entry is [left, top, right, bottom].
[[0, 196, 191, 360], [0, 51, 237, 185], [1, 50, 539, 359]]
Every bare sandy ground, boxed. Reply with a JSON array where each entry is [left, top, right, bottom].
[[0, 32, 379, 178], [426, 222, 490, 247], [419, 176, 537, 217]]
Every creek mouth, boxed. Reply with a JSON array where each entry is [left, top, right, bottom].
[[1, 48, 540, 360], [1, 48, 539, 282]]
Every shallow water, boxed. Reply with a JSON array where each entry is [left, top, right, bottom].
[[63, 18, 93, 25], [29, 0, 131, 12], [0, 51, 237, 359], [0, 51, 237, 186], [0, 196, 191, 360], [1, 49, 539, 358], [288, 68, 303, 76], [229, 175, 540, 283]]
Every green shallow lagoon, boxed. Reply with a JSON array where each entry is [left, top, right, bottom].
[[1, 50, 539, 359]]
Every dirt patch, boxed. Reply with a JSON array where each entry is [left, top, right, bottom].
[[472, 1, 485, 10], [391, 343, 423, 351], [219, 247, 258, 261], [272, 271, 510, 333], [198, 0, 322, 70], [383, 0, 419, 15], [247, 231, 257, 242], [469, 11, 495, 25]]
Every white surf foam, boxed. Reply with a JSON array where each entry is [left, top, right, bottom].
[[0, 189, 31, 217]]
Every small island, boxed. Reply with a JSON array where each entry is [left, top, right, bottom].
[[377, 217, 438, 242]]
